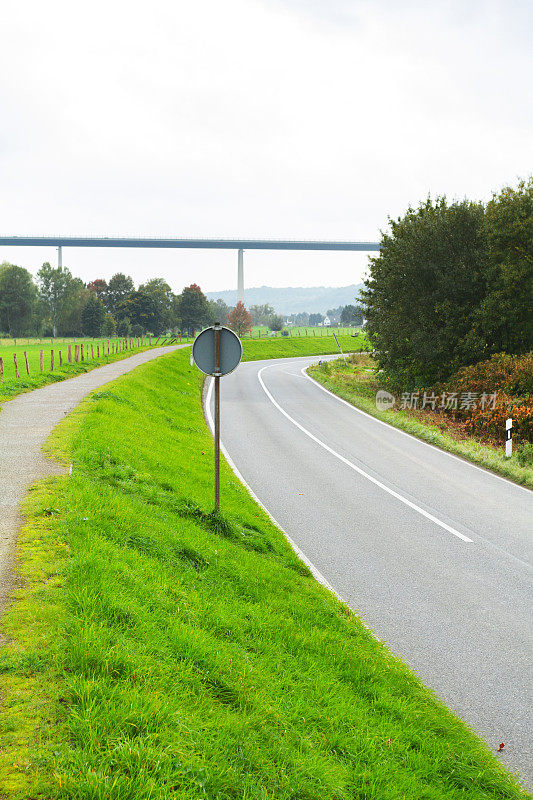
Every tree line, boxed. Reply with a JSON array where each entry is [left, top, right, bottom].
[[250, 303, 363, 328], [0, 265, 240, 338], [362, 177, 532, 386]]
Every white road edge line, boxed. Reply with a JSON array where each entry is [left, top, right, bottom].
[[258, 364, 473, 543], [204, 377, 341, 597], [302, 363, 531, 495]]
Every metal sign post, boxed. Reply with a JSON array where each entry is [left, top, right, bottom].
[[192, 323, 242, 512], [214, 324, 221, 510]]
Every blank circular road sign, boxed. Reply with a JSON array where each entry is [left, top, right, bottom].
[[192, 325, 242, 376]]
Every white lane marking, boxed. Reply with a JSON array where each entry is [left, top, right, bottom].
[[204, 378, 340, 596], [258, 364, 473, 543], [302, 366, 532, 495]]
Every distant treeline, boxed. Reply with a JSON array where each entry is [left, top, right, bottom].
[[362, 177, 532, 386], [0, 266, 236, 339]]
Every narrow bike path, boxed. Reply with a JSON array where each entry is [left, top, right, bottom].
[[0, 345, 183, 610]]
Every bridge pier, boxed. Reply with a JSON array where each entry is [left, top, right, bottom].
[[237, 249, 244, 304], [57, 245, 62, 268]]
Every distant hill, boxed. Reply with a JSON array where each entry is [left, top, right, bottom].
[[206, 284, 363, 315]]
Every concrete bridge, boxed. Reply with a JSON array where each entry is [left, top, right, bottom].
[[0, 236, 381, 303]]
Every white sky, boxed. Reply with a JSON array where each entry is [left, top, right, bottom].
[[0, 0, 531, 293]]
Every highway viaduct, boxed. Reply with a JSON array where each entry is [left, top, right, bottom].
[[0, 237, 381, 304]]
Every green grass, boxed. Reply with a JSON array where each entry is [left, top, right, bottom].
[[0, 348, 527, 799], [308, 357, 533, 490], [242, 332, 371, 361], [247, 326, 361, 338], [0, 337, 180, 403]]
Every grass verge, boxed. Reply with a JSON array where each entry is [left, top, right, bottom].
[[308, 356, 533, 490], [0, 348, 528, 798]]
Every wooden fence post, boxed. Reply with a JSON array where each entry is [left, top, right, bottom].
[[13, 353, 19, 378], [51, 350, 54, 371], [0, 357, 3, 383], [97, 345, 100, 358], [81, 344, 84, 361], [68, 344, 72, 364], [59, 351, 62, 367], [75, 345, 79, 363], [24, 352, 30, 375], [91, 344, 94, 359], [40, 350, 44, 372]]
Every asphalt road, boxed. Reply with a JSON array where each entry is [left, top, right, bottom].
[[208, 354, 533, 787]]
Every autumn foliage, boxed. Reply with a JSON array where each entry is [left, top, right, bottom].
[[440, 353, 533, 443], [227, 301, 252, 337]]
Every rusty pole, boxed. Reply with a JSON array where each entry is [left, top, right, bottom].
[[214, 323, 221, 512]]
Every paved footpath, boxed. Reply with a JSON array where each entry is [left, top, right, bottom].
[[0, 345, 182, 610]]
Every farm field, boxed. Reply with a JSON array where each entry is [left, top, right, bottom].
[[242, 331, 370, 360], [308, 354, 533, 489], [0, 336, 185, 403], [0, 347, 526, 799], [248, 325, 362, 337]]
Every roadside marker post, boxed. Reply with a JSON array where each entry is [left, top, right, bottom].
[[506, 418, 513, 458], [192, 323, 242, 512], [332, 331, 347, 363]]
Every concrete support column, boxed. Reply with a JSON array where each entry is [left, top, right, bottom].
[[237, 249, 244, 305], [57, 245, 62, 268]]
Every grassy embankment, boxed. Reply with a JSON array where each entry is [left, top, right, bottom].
[[248, 326, 360, 338], [242, 331, 370, 361], [0, 347, 527, 799], [0, 337, 181, 403], [308, 355, 533, 490]]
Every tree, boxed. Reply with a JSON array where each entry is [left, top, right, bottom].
[[117, 317, 131, 337], [249, 303, 275, 326], [118, 291, 157, 333], [81, 293, 106, 336], [208, 298, 230, 325], [175, 284, 211, 336], [268, 314, 284, 332], [309, 313, 324, 326], [228, 301, 253, 336], [361, 196, 488, 385], [102, 313, 116, 337], [0, 263, 36, 335], [139, 278, 174, 335], [340, 304, 364, 326], [37, 262, 74, 337], [87, 279, 108, 301], [106, 273, 135, 316], [59, 279, 91, 336], [472, 177, 533, 355]]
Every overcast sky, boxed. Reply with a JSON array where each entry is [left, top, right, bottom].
[[0, 0, 531, 294]]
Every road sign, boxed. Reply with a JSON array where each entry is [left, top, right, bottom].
[[192, 325, 242, 376], [192, 324, 242, 512]]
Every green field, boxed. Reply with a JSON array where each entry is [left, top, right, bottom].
[[246, 325, 361, 339], [242, 331, 371, 360], [0, 347, 526, 799], [0, 336, 188, 403]]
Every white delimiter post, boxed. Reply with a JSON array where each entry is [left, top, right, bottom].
[[237, 249, 244, 304], [506, 418, 513, 457]]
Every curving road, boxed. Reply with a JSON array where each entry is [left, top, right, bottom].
[[208, 355, 533, 787]]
